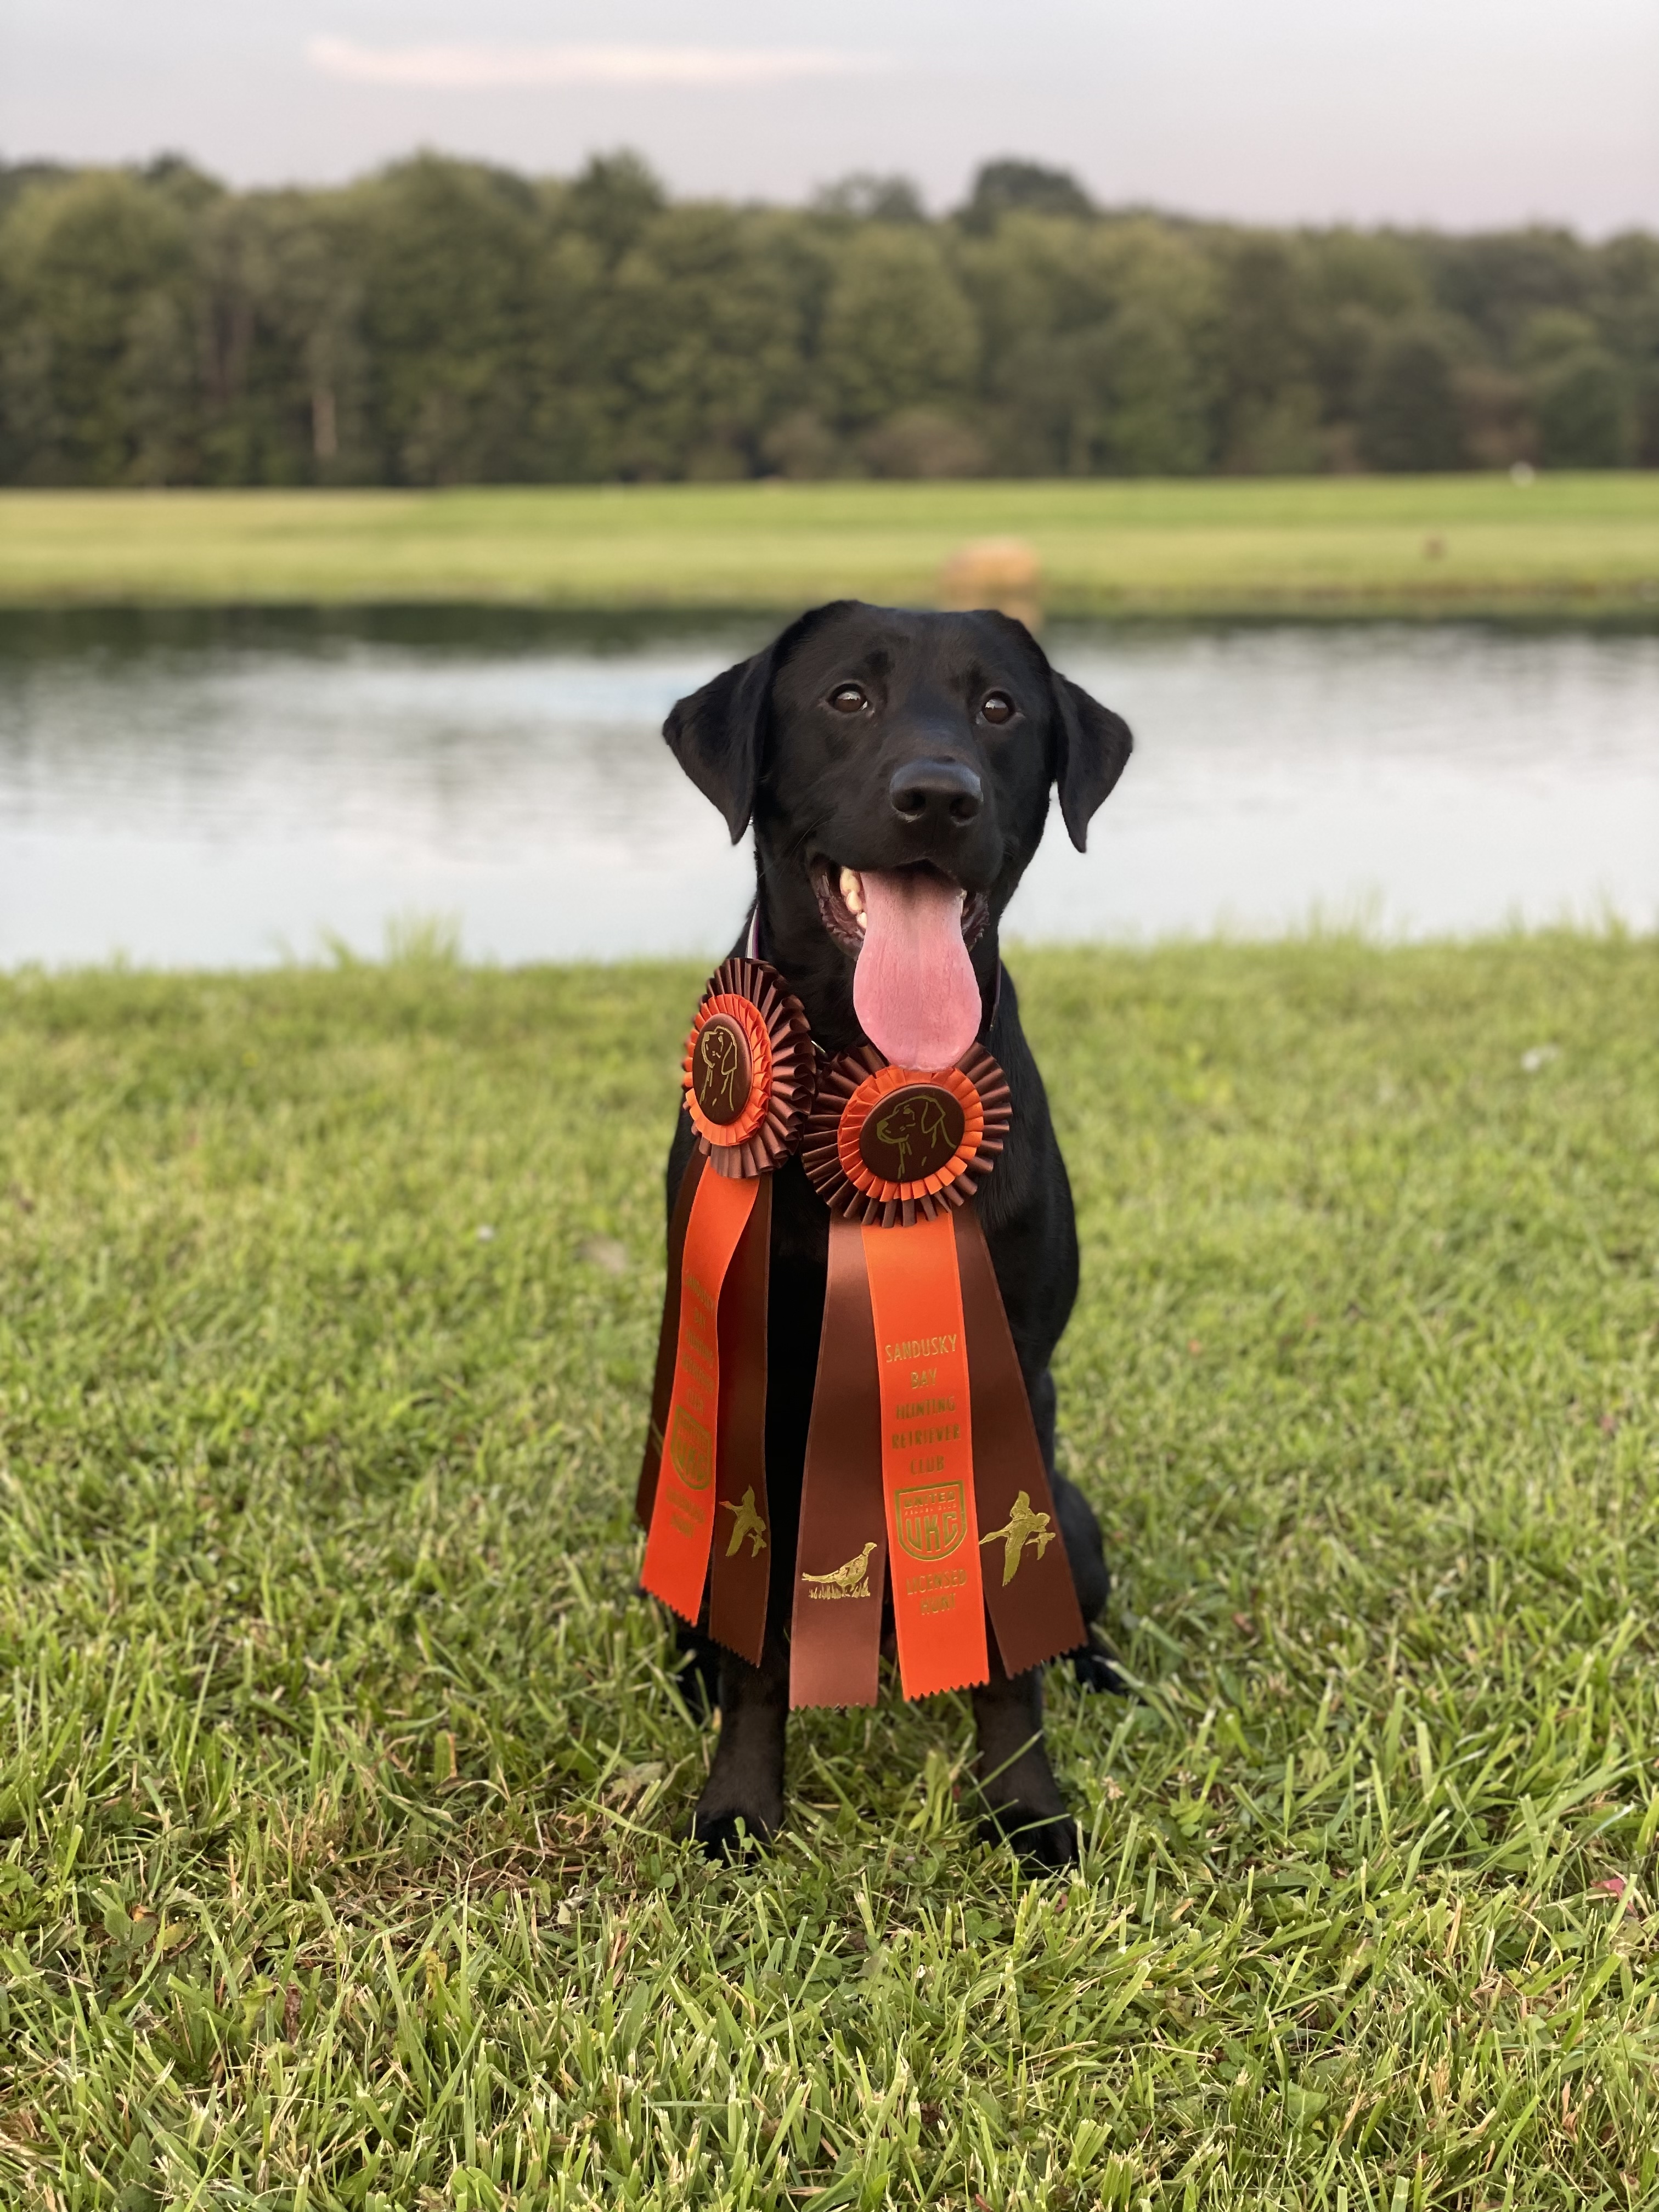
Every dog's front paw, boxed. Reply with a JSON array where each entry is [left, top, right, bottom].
[[979, 1801, 1080, 1872], [692, 1767, 783, 1860], [1070, 1629, 1132, 1696], [692, 1803, 777, 1860]]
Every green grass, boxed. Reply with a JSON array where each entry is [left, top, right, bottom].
[[3, 477, 1659, 620], [2, 936, 1657, 2209]]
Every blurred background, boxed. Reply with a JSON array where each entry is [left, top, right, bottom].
[[1, 0, 1656, 964]]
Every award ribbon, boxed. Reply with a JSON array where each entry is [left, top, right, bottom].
[[790, 1045, 1085, 1707], [636, 957, 812, 1663], [865, 1206, 987, 1697], [788, 1213, 885, 1709]]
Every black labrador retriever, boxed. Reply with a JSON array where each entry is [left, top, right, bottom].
[[658, 600, 1132, 1868]]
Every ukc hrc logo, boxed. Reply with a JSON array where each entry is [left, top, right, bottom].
[[895, 1481, 966, 1561], [669, 1406, 714, 1491]]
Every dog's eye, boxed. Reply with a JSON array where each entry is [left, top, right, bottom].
[[828, 684, 868, 715], [981, 691, 1015, 725]]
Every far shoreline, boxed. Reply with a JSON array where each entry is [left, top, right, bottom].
[[2, 476, 1657, 624]]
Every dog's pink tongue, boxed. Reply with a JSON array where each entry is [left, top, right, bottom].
[[852, 870, 981, 1070]]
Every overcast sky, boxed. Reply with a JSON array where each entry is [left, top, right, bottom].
[[5, 0, 1656, 234]]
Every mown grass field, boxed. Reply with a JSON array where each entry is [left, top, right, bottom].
[[1, 936, 1657, 2209], [3, 476, 1658, 620]]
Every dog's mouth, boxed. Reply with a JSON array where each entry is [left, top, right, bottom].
[[811, 862, 989, 957], [810, 862, 990, 1066]]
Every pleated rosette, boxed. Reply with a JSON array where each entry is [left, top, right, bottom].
[[682, 955, 814, 1179], [801, 1041, 1009, 1227]]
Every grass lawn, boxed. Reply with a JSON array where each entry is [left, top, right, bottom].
[[2, 477, 1658, 621], [1, 935, 1657, 2209]]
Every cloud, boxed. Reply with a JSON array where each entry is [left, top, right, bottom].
[[305, 38, 893, 91]]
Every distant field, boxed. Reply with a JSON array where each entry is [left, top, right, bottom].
[[3, 475, 1658, 618]]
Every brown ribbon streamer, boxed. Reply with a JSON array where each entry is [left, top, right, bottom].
[[788, 1214, 887, 1709], [952, 1204, 1086, 1675], [708, 1176, 772, 1665], [635, 1146, 707, 1533]]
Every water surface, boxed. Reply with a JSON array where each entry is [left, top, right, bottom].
[[1, 613, 1653, 965]]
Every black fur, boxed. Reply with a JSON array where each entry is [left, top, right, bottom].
[[657, 602, 1132, 1870]]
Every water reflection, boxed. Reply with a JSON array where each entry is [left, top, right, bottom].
[[0, 612, 1654, 966]]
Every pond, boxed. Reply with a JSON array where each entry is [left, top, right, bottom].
[[1, 611, 1654, 967]]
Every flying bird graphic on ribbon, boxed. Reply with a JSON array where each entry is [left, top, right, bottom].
[[721, 1486, 768, 1559], [978, 1489, 1056, 1587]]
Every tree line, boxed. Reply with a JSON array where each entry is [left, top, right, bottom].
[[1, 151, 1654, 489]]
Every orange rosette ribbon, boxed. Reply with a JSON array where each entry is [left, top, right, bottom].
[[803, 1044, 1007, 1226], [789, 1043, 1084, 1710], [636, 957, 814, 1664], [681, 969, 808, 1176]]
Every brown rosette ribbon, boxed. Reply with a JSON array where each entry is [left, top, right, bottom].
[[636, 956, 813, 1664], [791, 1044, 1085, 1707]]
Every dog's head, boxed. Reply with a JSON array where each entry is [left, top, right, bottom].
[[665, 601, 1131, 1058]]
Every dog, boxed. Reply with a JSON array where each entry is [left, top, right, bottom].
[[657, 600, 1132, 1868]]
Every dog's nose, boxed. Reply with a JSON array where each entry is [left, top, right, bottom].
[[889, 759, 983, 827]]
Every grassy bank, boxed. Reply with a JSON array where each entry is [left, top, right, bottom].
[[3, 476, 1658, 620], [2, 938, 1657, 2208]]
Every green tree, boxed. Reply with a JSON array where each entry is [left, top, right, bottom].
[[1299, 229, 1429, 433], [1516, 308, 1635, 467], [964, 216, 1216, 474], [859, 408, 986, 477], [0, 150, 1652, 487], [817, 228, 978, 429], [0, 170, 196, 482], [1592, 235, 1659, 462], [122, 292, 194, 482], [1533, 351, 1635, 467], [1425, 228, 1592, 356], [562, 152, 666, 267], [1105, 302, 1212, 473], [958, 160, 1093, 234], [189, 191, 352, 486], [1358, 322, 1469, 471], [812, 174, 927, 224], [351, 156, 542, 483], [0, 160, 71, 219], [586, 206, 809, 479], [1212, 235, 1320, 471], [0, 323, 62, 482]]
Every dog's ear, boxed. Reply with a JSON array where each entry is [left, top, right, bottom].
[[663, 645, 777, 844], [984, 612, 1132, 853], [665, 603, 855, 842], [1051, 672, 1132, 853]]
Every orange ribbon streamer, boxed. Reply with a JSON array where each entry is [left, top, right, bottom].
[[640, 1167, 760, 1626], [860, 1207, 990, 1699]]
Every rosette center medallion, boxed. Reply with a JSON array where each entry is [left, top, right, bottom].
[[857, 1083, 965, 1184], [692, 1014, 753, 1126]]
